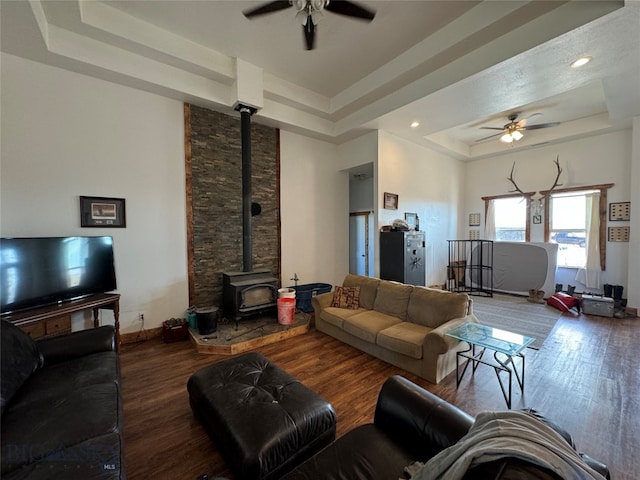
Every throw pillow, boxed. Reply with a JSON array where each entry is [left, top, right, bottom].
[[1, 320, 44, 416], [331, 286, 360, 310]]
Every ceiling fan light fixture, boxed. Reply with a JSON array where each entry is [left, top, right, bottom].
[[478, 112, 559, 144], [571, 56, 592, 68], [245, 0, 375, 50]]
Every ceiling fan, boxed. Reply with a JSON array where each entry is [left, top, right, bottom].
[[243, 0, 376, 50], [476, 113, 560, 143]]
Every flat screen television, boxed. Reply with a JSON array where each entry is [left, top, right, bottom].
[[0, 236, 117, 315]]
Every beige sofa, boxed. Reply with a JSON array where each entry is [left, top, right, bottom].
[[311, 274, 477, 384]]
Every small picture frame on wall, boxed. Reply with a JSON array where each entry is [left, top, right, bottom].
[[404, 212, 417, 229], [468, 213, 481, 226], [532, 214, 542, 224], [609, 202, 630, 221], [80, 196, 126, 228], [608, 226, 630, 242], [384, 192, 399, 210]]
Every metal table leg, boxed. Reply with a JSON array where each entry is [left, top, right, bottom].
[[456, 345, 527, 409], [493, 352, 526, 409]]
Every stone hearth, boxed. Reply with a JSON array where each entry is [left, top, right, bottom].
[[189, 311, 311, 355]]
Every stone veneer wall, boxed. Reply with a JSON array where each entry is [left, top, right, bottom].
[[186, 104, 280, 309]]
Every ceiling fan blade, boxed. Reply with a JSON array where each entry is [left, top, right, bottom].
[[480, 127, 505, 131], [243, 1, 292, 18], [325, 1, 376, 21], [476, 132, 503, 142], [523, 122, 560, 130], [519, 112, 543, 127], [303, 17, 316, 50]]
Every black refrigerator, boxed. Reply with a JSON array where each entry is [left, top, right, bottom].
[[380, 231, 425, 286]]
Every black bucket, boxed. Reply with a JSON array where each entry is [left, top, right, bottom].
[[196, 306, 219, 335]]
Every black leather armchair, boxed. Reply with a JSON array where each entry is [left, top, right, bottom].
[[281, 375, 610, 480]]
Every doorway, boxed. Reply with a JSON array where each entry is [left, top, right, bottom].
[[348, 162, 375, 277], [349, 212, 374, 276]]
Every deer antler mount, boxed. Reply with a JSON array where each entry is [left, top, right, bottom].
[[508, 156, 563, 196], [507, 156, 563, 214]]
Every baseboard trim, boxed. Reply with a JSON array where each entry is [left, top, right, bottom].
[[120, 327, 162, 344]]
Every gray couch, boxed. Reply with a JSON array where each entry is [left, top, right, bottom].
[[312, 274, 477, 384]]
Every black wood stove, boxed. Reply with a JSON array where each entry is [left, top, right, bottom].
[[221, 104, 278, 322], [222, 270, 278, 321]]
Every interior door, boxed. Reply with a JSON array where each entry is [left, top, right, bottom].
[[349, 212, 370, 276]]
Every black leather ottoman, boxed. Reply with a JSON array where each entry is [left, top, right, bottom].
[[187, 352, 337, 480]]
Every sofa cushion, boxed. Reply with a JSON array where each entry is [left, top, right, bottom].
[[343, 311, 402, 343], [377, 323, 432, 359], [373, 281, 413, 321], [1, 353, 121, 474], [407, 288, 469, 328], [331, 286, 360, 309], [280, 424, 415, 480], [320, 307, 366, 329], [0, 321, 43, 416], [5, 351, 119, 409], [343, 274, 380, 310]]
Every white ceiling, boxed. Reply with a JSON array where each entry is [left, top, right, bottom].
[[2, 0, 639, 161]]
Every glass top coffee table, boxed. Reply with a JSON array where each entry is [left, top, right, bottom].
[[446, 322, 535, 409]]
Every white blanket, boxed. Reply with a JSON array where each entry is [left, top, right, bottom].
[[411, 411, 606, 480]]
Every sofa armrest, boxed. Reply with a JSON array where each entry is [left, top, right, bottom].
[[424, 314, 479, 354], [37, 325, 116, 365], [580, 453, 611, 479], [374, 375, 473, 460], [311, 291, 334, 315]]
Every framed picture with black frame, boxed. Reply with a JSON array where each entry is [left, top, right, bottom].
[[80, 196, 126, 228]]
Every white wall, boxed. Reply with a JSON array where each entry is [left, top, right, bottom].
[[3, 52, 635, 326], [349, 175, 374, 212], [280, 130, 348, 287], [377, 131, 465, 286], [464, 130, 632, 296], [1, 53, 188, 334], [337, 131, 379, 172]]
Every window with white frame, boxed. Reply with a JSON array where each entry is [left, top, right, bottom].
[[549, 192, 591, 268], [493, 197, 527, 241]]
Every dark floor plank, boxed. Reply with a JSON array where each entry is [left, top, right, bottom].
[[120, 312, 639, 480]]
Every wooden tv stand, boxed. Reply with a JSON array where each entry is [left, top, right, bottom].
[[3, 293, 121, 349]]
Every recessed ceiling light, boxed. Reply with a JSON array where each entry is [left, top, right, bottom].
[[570, 56, 592, 68], [410, 121, 420, 128]]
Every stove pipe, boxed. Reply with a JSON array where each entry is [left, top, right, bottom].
[[236, 104, 256, 272]]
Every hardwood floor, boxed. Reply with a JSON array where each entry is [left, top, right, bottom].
[[120, 312, 639, 480]]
